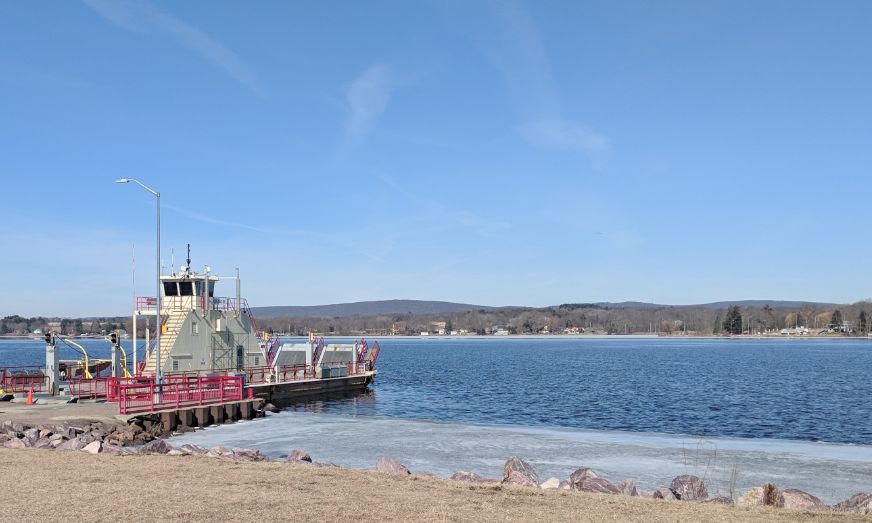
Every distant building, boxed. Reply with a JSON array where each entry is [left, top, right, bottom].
[[420, 332, 429, 336], [494, 328, 509, 336]]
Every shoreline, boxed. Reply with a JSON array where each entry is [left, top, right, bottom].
[[1, 449, 864, 522]]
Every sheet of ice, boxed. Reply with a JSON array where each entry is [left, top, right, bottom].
[[170, 412, 872, 504]]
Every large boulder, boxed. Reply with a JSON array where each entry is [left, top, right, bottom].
[[140, 439, 173, 455], [670, 475, 708, 501], [58, 437, 87, 451], [569, 468, 619, 494], [504, 470, 538, 487], [834, 492, 872, 514], [376, 457, 411, 476], [82, 441, 102, 454], [503, 456, 539, 486], [737, 483, 784, 508], [617, 479, 638, 496], [287, 449, 312, 463], [782, 488, 824, 510]]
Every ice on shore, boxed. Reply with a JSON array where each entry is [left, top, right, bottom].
[[170, 412, 872, 504]]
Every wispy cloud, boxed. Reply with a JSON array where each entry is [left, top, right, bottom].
[[517, 117, 610, 161], [344, 64, 397, 140], [83, 0, 265, 97], [485, 1, 611, 166], [162, 203, 385, 262], [376, 173, 511, 238]]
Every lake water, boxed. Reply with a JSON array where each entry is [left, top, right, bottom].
[[4, 336, 872, 501]]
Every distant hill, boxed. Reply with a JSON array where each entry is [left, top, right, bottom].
[[252, 298, 845, 320], [250, 300, 494, 319], [590, 300, 840, 310]]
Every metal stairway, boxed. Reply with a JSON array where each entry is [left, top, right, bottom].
[[143, 311, 186, 374]]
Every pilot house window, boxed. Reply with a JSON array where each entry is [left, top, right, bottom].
[[178, 281, 193, 296], [163, 282, 179, 296]]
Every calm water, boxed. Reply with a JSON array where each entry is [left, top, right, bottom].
[[3, 336, 871, 444], [309, 337, 872, 445]]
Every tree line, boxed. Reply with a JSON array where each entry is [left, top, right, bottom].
[[4, 301, 871, 337]]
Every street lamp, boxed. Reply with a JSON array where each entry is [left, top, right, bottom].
[[115, 178, 162, 384]]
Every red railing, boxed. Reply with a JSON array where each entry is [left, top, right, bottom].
[[68, 377, 109, 399], [0, 367, 47, 393], [117, 375, 244, 415]]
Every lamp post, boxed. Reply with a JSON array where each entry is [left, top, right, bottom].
[[116, 178, 162, 384]]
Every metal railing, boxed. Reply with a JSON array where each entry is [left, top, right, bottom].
[[116, 375, 244, 415], [67, 377, 110, 399], [0, 367, 47, 393]]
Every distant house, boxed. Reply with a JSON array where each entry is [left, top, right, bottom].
[[494, 328, 509, 336], [780, 327, 809, 336], [420, 332, 429, 336]]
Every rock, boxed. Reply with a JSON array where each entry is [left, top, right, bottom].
[[3, 438, 26, 449], [702, 496, 735, 505], [263, 403, 281, 413], [101, 444, 131, 456], [90, 430, 107, 440], [167, 449, 185, 456], [449, 471, 486, 483], [23, 428, 39, 440], [58, 438, 87, 451], [22, 435, 37, 447], [140, 439, 173, 454], [232, 448, 269, 462], [578, 477, 621, 494], [617, 479, 638, 496], [38, 429, 52, 439], [637, 490, 655, 498], [569, 468, 619, 494], [376, 457, 411, 476], [32, 437, 54, 449], [504, 470, 538, 487], [82, 441, 102, 454], [670, 474, 708, 501], [782, 488, 824, 510], [540, 477, 561, 490], [737, 484, 784, 508], [0, 434, 9, 445], [569, 467, 598, 484], [206, 446, 234, 459], [834, 492, 872, 514], [48, 433, 63, 442], [558, 480, 571, 491], [503, 456, 539, 485], [287, 449, 312, 462], [179, 444, 208, 455], [654, 487, 681, 501]]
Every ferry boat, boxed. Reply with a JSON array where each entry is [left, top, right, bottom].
[[1, 252, 379, 415], [129, 257, 379, 404]]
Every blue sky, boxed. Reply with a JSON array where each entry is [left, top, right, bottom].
[[2, 1, 872, 316]]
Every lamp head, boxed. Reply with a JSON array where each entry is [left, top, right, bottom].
[[115, 178, 131, 183]]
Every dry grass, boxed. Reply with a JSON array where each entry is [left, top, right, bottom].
[[0, 449, 864, 523]]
